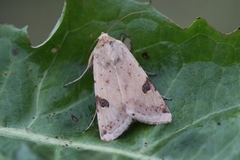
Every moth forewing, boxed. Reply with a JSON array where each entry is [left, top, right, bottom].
[[93, 35, 133, 141], [93, 33, 172, 141], [102, 35, 172, 124]]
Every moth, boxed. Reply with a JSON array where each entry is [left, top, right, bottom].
[[65, 33, 172, 141]]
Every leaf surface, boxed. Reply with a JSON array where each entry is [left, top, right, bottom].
[[0, 0, 240, 160]]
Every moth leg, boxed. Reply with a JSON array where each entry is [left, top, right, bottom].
[[144, 71, 171, 100], [162, 95, 172, 101], [120, 34, 125, 41], [145, 71, 157, 76], [85, 109, 97, 131], [145, 71, 171, 100], [64, 53, 94, 86]]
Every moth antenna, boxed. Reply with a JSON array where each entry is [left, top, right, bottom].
[[85, 110, 97, 131], [107, 10, 150, 33], [65, 34, 100, 87], [64, 53, 94, 87], [87, 37, 99, 57]]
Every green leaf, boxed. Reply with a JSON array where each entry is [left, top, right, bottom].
[[1, 0, 240, 159]]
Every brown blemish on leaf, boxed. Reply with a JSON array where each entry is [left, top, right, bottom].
[[51, 48, 57, 53], [144, 142, 148, 147], [142, 52, 150, 59], [89, 32, 93, 38], [71, 114, 78, 122], [12, 49, 19, 56]]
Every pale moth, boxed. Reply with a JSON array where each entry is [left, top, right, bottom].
[[65, 13, 172, 141]]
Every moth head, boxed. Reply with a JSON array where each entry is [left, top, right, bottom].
[[98, 33, 113, 44]]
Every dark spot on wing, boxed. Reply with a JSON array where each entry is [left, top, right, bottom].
[[96, 96, 109, 108], [161, 107, 169, 113], [105, 80, 109, 84], [100, 99, 109, 107], [124, 84, 128, 90], [109, 41, 113, 46], [101, 129, 107, 137], [128, 71, 131, 77], [142, 78, 151, 93], [142, 83, 151, 93]]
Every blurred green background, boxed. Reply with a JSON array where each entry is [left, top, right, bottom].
[[0, 0, 239, 46]]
